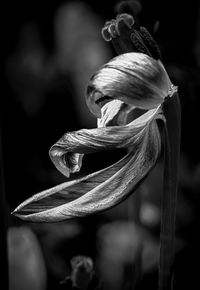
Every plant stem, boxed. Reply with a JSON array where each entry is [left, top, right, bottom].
[[0, 126, 9, 290], [132, 191, 142, 290], [159, 93, 181, 290], [126, 190, 142, 290]]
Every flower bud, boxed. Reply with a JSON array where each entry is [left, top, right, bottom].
[[86, 52, 172, 117]]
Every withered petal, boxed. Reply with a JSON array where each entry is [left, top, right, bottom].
[[12, 52, 170, 223], [12, 120, 161, 222], [48, 104, 162, 178], [86, 53, 171, 118]]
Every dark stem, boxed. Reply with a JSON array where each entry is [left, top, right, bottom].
[[159, 93, 181, 290], [0, 126, 9, 290], [129, 192, 142, 290]]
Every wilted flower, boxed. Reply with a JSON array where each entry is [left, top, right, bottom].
[[12, 52, 177, 222], [12, 11, 181, 290]]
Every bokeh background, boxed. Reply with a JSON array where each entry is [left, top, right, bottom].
[[1, 0, 200, 289]]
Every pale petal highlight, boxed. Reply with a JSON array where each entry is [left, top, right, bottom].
[[12, 51, 169, 223], [13, 120, 161, 222], [49, 104, 162, 178], [86, 53, 170, 118]]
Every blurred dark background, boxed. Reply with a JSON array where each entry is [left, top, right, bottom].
[[1, 0, 200, 289]]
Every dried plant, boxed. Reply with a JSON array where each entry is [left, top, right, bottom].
[[13, 9, 181, 290]]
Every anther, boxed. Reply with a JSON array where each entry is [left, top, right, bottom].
[[139, 27, 161, 59], [101, 25, 112, 42], [116, 13, 135, 29], [108, 22, 120, 38], [130, 30, 152, 56]]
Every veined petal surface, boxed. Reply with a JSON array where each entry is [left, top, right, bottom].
[[13, 102, 163, 222], [86, 53, 171, 118], [49, 102, 162, 178]]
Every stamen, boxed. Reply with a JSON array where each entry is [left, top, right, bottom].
[[130, 30, 152, 56], [139, 27, 161, 59], [116, 13, 135, 29], [101, 25, 112, 42], [108, 22, 120, 38]]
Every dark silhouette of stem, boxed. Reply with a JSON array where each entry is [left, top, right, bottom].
[[128, 192, 142, 290], [159, 93, 181, 290]]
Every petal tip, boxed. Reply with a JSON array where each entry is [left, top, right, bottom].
[[11, 208, 23, 219], [11, 204, 22, 216]]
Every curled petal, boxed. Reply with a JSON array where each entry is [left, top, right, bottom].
[[49, 104, 162, 178], [97, 99, 135, 127], [49, 150, 83, 178], [13, 103, 164, 222], [12, 119, 161, 222], [12, 53, 169, 223], [86, 52, 171, 118]]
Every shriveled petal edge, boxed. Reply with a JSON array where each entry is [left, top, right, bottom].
[[12, 119, 162, 222], [49, 105, 162, 178]]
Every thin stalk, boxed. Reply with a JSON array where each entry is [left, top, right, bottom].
[[125, 191, 142, 290], [130, 191, 142, 290], [0, 127, 9, 290], [159, 93, 181, 290]]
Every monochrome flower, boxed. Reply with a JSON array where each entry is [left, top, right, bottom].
[[12, 52, 177, 222]]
